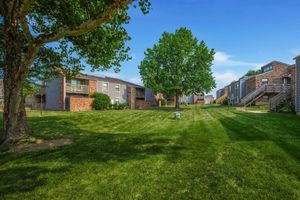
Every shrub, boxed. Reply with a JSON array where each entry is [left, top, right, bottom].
[[222, 99, 228, 106], [108, 103, 128, 110], [276, 99, 293, 113], [159, 99, 167, 106], [116, 103, 128, 110], [91, 92, 111, 110]]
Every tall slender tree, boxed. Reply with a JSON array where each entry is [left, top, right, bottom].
[[139, 28, 215, 109], [0, 0, 151, 144]]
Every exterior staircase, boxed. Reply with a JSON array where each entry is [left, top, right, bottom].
[[269, 86, 291, 112], [215, 93, 228, 104], [240, 84, 288, 107]]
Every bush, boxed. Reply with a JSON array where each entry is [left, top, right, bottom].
[[276, 99, 293, 113], [116, 103, 128, 110], [222, 99, 228, 106], [91, 92, 111, 110], [159, 99, 167, 106], [108, 103, 128, 110]]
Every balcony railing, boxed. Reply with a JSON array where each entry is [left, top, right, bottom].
[[66, 83, 89, 94]]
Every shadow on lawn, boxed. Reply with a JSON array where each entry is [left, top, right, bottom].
[[0, 165, 69, 195], [0, 115, 188, 195], [217, 111, 300, 162], [145, 106, 191, 112]]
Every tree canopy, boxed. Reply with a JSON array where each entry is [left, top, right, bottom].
[[0, 0, 150, 143], [245, 69, 261, 76], [139, 28, 215, 108]]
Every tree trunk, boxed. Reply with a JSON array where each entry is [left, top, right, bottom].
[[1, 84, 29, 144], [1, 44, 30, 144], [1, 2, 30, 144], [175, 92, 180, 110]]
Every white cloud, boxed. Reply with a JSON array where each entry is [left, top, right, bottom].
[[214, 51, 263, 68], [82, 70, 121, 78], [103, 72, 121, 78], [214, 52, 231, 63], [214, 71, 240, 85], [210, 71, 243, 98], [126, 76, 143, 86]]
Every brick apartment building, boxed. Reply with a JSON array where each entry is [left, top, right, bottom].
[[216, 58, 298, 111], [38, 74, 154, 111], [244, 61, 291, 105]]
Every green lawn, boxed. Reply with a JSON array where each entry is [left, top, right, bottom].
[[1, 105, 300, 199]]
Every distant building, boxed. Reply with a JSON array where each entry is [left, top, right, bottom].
[[204, 95, 214, 104], [215, 58, 298, 112], [31, 74, 155, 111]]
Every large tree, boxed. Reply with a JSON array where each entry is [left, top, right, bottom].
[[139, 28, 215, 109], [0, 0, 150, 144]]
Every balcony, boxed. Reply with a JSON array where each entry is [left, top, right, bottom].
[[135, 88, 145, 99], [66, 83, 89, 94]]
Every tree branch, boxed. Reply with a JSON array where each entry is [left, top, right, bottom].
[[35, 0, 133, 45], [19, 0, 35, 16], [19, 0, 35, 45], [20, 16, 33, 46]]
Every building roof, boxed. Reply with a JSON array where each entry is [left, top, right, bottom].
[[78, 73, 144, 88], [260, 61, 290, 68], [289, 64, 296, 68], [294, 55, 300, 60]]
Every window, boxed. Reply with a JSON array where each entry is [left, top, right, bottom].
[[115, 84, 120, 92], [103, 82, 108, 94], [262, 65, 273, 73], [115, 98, 119, 104], [261, 78, 268, 84], [262, 96, 269, 102], [67, 79, 88, 85]]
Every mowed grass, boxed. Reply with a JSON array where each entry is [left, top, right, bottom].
[[1, 105, 300, 199]]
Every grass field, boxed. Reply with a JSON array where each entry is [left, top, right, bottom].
[[1, 105, 300, 199]]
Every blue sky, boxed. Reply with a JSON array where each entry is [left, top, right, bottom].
[[85, 0, 300, 97]]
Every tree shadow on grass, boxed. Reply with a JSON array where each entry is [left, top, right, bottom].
[[0, 115, 188, 196], [217, 111, 300, 162], [145, 106, 191, 112], [0, 165, 69, 196]]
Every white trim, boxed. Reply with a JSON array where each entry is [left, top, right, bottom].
[[102, 82, 109, 95], [115, 84, 121, 98]]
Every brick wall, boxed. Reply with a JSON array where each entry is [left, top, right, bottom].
[[246, 63, 289, 95], [69, 97, 93, 111], [255, 63, 288, 87], [135, 99, 151, 109], [58, 77, 65, 110], [127, 86, 136, 109], [256, 93, 277, 104], [89, 80, 97, 95]]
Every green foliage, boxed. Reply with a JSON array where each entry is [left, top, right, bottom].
[[91, 92, 111, 110], [139, 28, 216, 99], [222, 99, 228, 105], [115, 103, 128, 110], [109, 103, 128, 110], [1, 0, 151, 82], [275, 99, 294, 113], [245, 69, 261, 76], [159, 99, 167, 106], [23, 81, 42, 97]]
